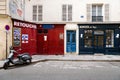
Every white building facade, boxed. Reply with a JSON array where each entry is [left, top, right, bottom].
[[25, 0, 120, 55], [0, 0, 25, 60], [25, 0, 120, 22], [0, 0, 120, 59]]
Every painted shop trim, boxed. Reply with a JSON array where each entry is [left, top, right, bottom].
[[12, 19, 37, 55], [64, 24, 79, 55], [78, 24, 120, 55], [37, 24, 65, 55]]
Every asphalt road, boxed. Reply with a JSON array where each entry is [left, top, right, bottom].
[[0, 61, 120, 80]]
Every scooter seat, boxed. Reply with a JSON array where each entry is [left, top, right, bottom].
[[17, 53, 30, 57]]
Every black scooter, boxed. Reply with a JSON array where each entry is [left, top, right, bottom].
[[3, 47, 32, 69]]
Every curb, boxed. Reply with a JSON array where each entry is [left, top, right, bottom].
[[1, 59, 120, 70]]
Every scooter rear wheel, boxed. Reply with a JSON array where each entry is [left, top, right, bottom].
[[3, 62, 9, 69]]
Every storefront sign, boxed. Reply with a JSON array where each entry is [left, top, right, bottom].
[[14, 21, 37, 29], [80, 26, 96, 29]]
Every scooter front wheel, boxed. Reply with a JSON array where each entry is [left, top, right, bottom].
[[26, 59, 32, 64]]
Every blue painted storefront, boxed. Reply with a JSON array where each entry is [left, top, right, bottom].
[[79, 24, 120, 55]]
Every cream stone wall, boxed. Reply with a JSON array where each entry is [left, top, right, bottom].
[[0, 15, 12, 60], [25, 0, 120, 23]]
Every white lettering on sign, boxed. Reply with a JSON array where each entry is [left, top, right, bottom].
[[14, 21, 37, 29], [80, 26, 96, 29]]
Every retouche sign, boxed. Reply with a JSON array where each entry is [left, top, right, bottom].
[[14, 21, 37, 29]]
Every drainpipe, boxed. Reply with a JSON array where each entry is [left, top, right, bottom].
[[23, 0, 25, 20]]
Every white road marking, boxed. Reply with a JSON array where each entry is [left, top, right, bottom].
[[33, 63, 42, 67]]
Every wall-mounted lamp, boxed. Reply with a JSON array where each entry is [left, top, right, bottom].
[[116, 34, 119, 38], [80, 34, 83, 38]]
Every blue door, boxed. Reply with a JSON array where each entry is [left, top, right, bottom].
[[67, 30, 76, 52]]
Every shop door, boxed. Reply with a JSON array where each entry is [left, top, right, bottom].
[[94, 35, 104, 53], [37, 29, 48, 55], [67, 30, 76, 53]]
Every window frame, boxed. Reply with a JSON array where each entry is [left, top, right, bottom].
[[92, 4, 103, 22], [33, 5, 43, 21], [62, 4, 72, 21]]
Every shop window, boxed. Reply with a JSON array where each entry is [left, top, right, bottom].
[[84, 30, 93, 48], [106, 30, 114, 47]]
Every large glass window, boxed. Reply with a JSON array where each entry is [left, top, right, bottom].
[[106, 30, 114, 47], [84, 30, 93, 48]]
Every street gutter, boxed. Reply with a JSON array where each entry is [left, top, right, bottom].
[[1, 59, 120, 70]]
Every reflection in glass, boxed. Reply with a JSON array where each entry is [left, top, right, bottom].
[[84, 30, 92, 48], [106, 30, 114, 47]]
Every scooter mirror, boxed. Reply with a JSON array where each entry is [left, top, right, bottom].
[[9, 46, 13, 50]]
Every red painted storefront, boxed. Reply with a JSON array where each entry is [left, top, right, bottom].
[[12, 19, 37, 55], [37, 24, 65, 55]]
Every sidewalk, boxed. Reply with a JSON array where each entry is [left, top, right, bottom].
[[0, 55, 120, 69]]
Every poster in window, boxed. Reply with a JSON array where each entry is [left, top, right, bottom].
[[22, 34, 28, 43], [13, 28, 21, 46]]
